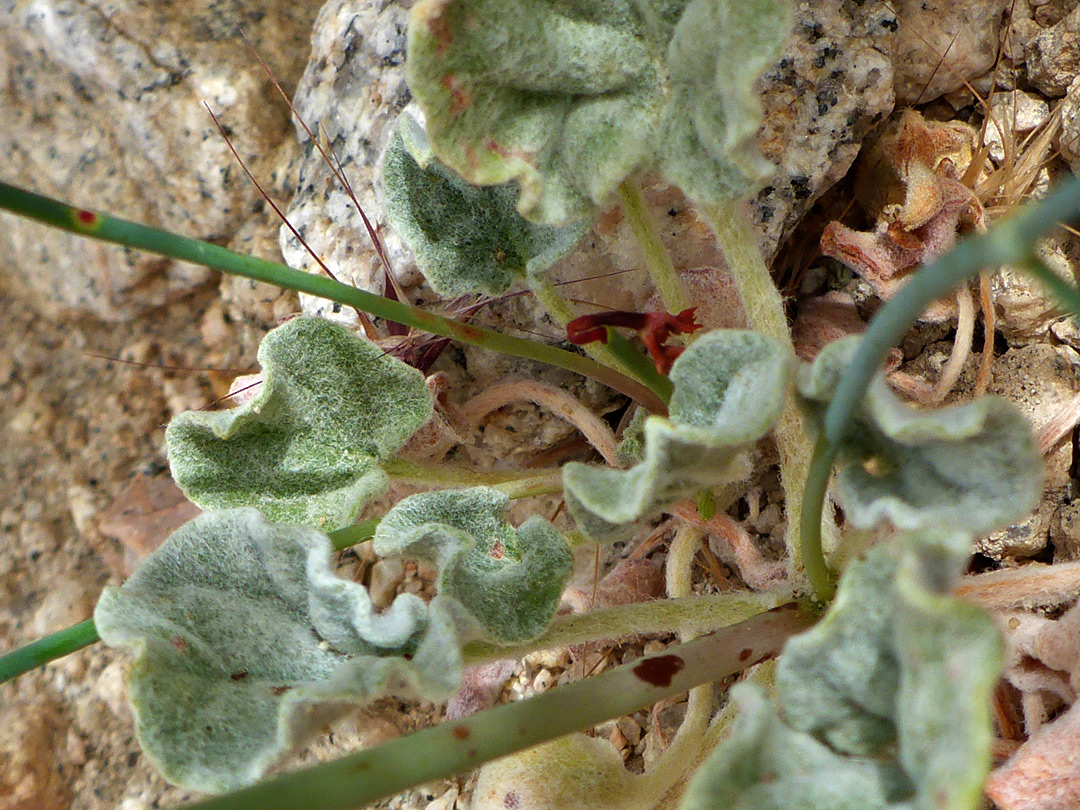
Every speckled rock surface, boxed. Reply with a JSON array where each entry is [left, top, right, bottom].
[[1059, 75, 1080, 172], [891, 0, 1010, 104], [0, 0, 318, 321], [751, 0, 897, 257], [279, 0, 415, 328], [980, 344, 1080, 560], [1026, 1, 1080, 96]]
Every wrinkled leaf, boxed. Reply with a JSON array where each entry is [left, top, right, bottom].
[[382, 113, 589, 296], [167, 317, 432, 530], [682, 531, 1003, 810], [563, 330, 791, 541], [406, 0, 792, 225], [373, 487, 572, 642], [94, 509, 461, 792], [797, 337, 1041, 534]]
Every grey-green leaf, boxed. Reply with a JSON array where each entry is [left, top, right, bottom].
[[406, 0, 792, 225], [680, 683, 913, 810], [94, 509, 462, 793], [382, 113, 590, 296], [166, 316, 432, 531], [682, 531, 1003, 810], [373, 487, 573, 642], [563, 330, 792, 541], [797, 337, 1042, 534]]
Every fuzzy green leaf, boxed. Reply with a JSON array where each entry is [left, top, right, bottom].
[[382, 113, 590, 296], [166, 317, 432, 531], [797, 337, 1041, 534], [564, 330, 791, 541], [682, 531, 1003, 810], [94, 509, 462, 793], [373, 487, 572, 642], [406, 0, 792, 225]]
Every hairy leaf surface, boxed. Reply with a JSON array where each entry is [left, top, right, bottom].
[[374, 487, 572, 642], [681, 531, 1002, 810], [406, 0, 791, 225], [167, 317, 432, 530], [797, 337, 1041, 534], [564, 330, 791, 541], [382, 113, 589, 295], [94, 509, 461, 792]]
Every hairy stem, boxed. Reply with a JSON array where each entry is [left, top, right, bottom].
[[0, 181, 666, 414], [463, 591, 784, 664], [618, 179, 691, 313], [382, 459, 564, 497], [798, 176, 1080, 602], [177, 604, 815, 810], [699, 200, 814, 589]]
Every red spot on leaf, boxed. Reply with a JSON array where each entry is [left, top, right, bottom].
[[452, 725, 470, 740], [633, 654, 685, 688], [270, 685, 293, 697], [440, 74, 471, 115], [427, 13, 454, 54], [171, 636, 187, 653], [738, 648, 754, 662], [504, 791, 521, 809], [230, 671, 249, 681], [490, 539, 505, 560]]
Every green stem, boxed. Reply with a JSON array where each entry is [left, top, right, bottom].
[[329, 518, 382, 552], [699, 199, 815, 590], [0, 181, 666, 414], [798, 176, 1080, 602], [799, 436, 837, 602], [0, 619, 100, 684], [618, 179, 691, 313], [176, 604, 815, 810], [463, 591, 784, 664]]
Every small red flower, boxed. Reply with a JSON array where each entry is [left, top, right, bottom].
[[567, 308, 702, 374]]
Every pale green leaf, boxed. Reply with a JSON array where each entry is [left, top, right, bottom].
[[373, 487, 573, 642], [382, 113, 590, 296], [680, 683, 913, 810], [166, 316, 432, 531], [94, 509, 462, 793], [406, 0, 792, 225], [563, 330, 791, 541], [682, 531, 1003, 810], [797, 337, 1041, 534]]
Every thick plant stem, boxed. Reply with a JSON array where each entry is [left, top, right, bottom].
[[0, 619, 100, 684], [700, 200, 815, 589], [463, 592, 784, 664], [0, 181, 666, 414], [618, 179, 691, 313], [177, 604, 816, 810], [382, 459, 564, 497], [798, 176, 1080, 603]]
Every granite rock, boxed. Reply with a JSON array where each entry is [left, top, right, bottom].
[[891, 0, 1010, 104], [1027, 1, 1080, 96], [0, 0, 318, 321]]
